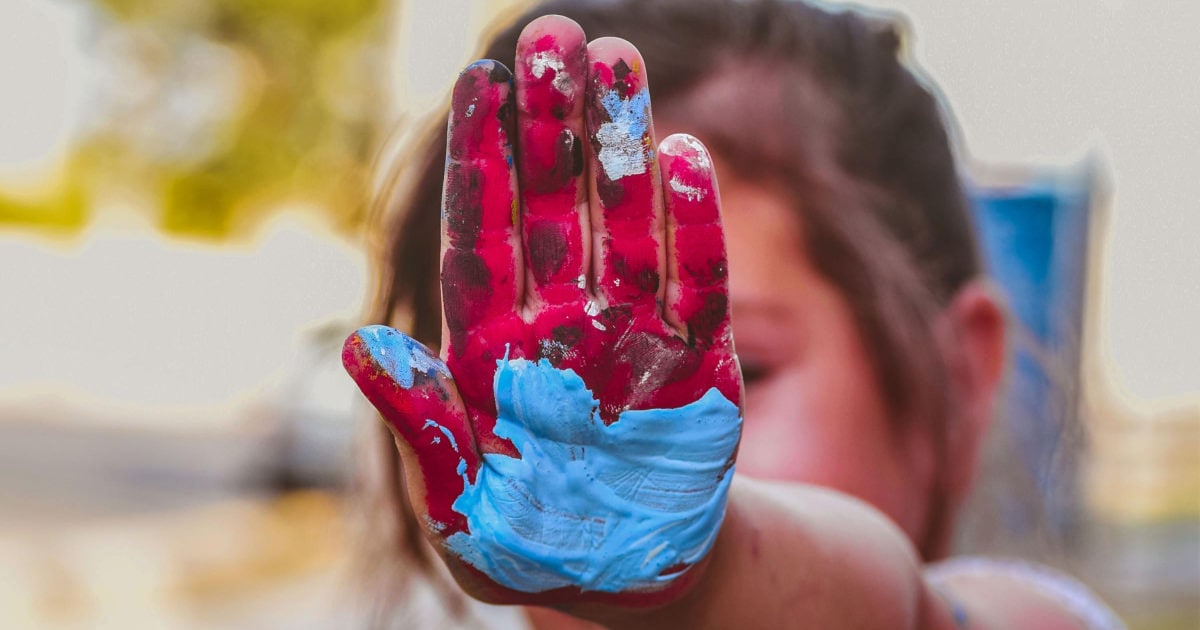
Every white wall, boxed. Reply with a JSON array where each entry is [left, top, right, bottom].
[[849, 0, 1200, 417]]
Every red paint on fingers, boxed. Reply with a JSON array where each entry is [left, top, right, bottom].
[[516, 19, 590, 305], [660, 134, 733, 351], [442, 60, 528, 458], [585, 40, 665, 310], [442, 60, 522, 354]]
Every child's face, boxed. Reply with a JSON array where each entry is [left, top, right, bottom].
[[713, 158, 940, 545]]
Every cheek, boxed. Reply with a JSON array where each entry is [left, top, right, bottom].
[[736, 364, 932, 540], [737, 365, 884, 485]]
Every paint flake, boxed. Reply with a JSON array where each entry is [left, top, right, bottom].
[[678, 135, 711, 168], [530, 51, 571, 94], [539, 338, 573, 359], [669, 176, 706, 202], [424, 419, 460, 451], [596, 89, 651, 180]]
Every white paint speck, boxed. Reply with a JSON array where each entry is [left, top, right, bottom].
[[591, 319, 607, 331], [530, 51, 571, 94], [539, 338, 572, 359], [465, 103, 476, 117], [584, 300, 601, 317], [678, 135, 711, 169], [669, 176, 706, 202], [641, 541, 670, 568], [576, 274, 586, 289]]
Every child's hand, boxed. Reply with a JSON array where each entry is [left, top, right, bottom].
[[343, 15, 742, 607]]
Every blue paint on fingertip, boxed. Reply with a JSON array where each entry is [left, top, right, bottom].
[[355, 325, 448, 389], [445, 357, 741, 593]]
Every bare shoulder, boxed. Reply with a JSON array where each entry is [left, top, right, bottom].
[[925, 557, 1126, 630]]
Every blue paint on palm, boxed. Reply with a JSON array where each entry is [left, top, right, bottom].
[[445, 357, 741, 593]]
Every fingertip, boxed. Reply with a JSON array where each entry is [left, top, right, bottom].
[[515, 12, 587, 117], [661, 134, 719, 226], [659, 133, 711, 163], [344, 325, 450, 391], [519, 14, 586, 46], [460, 58, 512, 84], [449, 59, 515, 144], [586, 36, 642, 62], [586, 37, 648, 90], [341, 325, 388, 380]]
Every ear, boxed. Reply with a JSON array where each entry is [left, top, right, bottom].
[[937, 280, 1007, 507]]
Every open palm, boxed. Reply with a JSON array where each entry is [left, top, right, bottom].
[[343, 16, 741, 605]]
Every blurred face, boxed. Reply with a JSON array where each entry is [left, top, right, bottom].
[[712, 160, 940, 545]]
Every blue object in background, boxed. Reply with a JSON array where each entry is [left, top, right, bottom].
[[968, 168, 1095, 537]]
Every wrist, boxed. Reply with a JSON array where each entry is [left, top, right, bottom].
[[554, 481, 746, 629]]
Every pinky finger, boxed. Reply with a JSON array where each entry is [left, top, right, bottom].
[[659, 134, 731, 349]]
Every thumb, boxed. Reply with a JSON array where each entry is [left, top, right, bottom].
[[343, 325, 479, 537]]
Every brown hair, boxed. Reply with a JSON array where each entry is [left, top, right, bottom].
[[360, 0, 981, 612]]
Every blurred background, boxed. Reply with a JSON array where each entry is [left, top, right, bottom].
[[0, 0, 1196, 627]]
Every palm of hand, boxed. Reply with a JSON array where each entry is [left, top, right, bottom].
[[344, 16, 741, 604]]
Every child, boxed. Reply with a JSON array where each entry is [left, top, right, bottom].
[[344, 1, 1124, 627]]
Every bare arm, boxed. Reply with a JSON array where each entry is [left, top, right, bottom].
[[578, 477, 936, 629], [564, 477, 1104, 628], [569, 478, 1096, 630]]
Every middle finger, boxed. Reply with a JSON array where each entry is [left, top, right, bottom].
[[515, 15, 591, 309]]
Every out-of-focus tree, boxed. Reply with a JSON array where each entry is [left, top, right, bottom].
[[63, 0, 388, 237]]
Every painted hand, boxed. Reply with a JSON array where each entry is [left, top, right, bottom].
[[343, 16, 742, 606]]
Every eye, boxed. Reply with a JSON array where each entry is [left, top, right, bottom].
[[738, 356, 772, 389]]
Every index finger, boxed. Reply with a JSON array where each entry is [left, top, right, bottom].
[[441, 60, 523, 356], [515, 16, 590, 309]]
